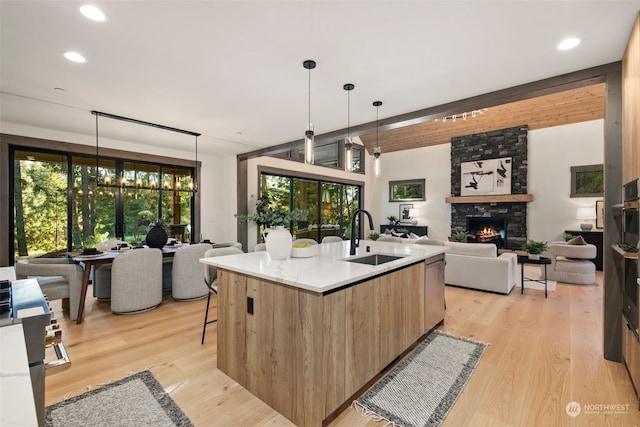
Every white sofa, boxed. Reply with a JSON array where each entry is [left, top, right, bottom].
[[443, 241, 517, 294]]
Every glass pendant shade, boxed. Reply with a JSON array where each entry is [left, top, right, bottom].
[[305, 124, 314, 164], [345, 138, 353, 172], [373, 147, 381, 177]]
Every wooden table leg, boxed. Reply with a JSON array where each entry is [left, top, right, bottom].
[[76, 264, 91, 324]]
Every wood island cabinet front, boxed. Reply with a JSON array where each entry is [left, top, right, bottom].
[[216, 261, 431, 427]]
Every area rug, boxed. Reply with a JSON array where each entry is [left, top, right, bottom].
[[45, 370, 193, 427], [515, 265, 557, 292], [354, 330, 487, 427]]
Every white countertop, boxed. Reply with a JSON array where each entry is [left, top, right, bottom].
[[0, 324, 39, 427], [200, 240, 447, 293]]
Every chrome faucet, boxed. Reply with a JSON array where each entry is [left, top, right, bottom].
[[349, 209, 375, 255]]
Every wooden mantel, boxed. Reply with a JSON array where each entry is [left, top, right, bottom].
[[445, 194, 534, 204]]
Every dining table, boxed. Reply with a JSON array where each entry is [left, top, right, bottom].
[[70, 242, 239, 324], [71, 246, 180, 324]]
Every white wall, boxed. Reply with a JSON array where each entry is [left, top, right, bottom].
[[369, 120, 604, 244], [528, 120, 604, 242]]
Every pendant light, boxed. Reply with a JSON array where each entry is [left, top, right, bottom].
[[303, 60, 316, 164], [343, 83, 355, 172], [373, 100, 382, 178]]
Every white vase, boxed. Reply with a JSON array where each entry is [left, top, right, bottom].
[[528, 253, 540, 260], [265, 226, 292, 260]]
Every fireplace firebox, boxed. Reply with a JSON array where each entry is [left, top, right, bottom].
[[466, 216, 507, 248]]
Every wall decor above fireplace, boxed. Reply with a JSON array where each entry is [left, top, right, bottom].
[[461, 157, 512, 196]]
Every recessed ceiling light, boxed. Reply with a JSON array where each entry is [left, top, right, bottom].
[[557, 37, 581, 51], [80, 5, 107, 22], [64, 51, 86, 63]]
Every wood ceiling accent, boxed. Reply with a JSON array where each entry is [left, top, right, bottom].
[[359, 83, 605, 154]]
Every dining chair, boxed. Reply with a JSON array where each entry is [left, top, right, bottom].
[[321, 236, 343, 243], [93, 239, 128, 299], [201, 246, 244, 344], [254, 243, 267, 252], [15, 258, 83, 321], [110, 248, 162, 314], [171, 243, 213, 301]]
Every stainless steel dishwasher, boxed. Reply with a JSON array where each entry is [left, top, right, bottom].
[[424, 254, 446, 332]]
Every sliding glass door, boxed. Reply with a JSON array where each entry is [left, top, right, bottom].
[[259, 171, 361, 242]]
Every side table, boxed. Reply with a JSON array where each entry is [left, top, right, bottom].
[[517, 255, 552, 298]]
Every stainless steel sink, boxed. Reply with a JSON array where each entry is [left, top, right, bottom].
[[344, 253, 406, 266]]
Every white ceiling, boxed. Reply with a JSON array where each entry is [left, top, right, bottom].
[[1, 1, 638, 157]]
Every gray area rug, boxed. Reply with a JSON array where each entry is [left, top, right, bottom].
[[354, 330, 487, 427], [45, 370, 193, 427]]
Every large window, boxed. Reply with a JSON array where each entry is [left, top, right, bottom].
[[259, 172, 362, 242], [11, 147, 195, 262]]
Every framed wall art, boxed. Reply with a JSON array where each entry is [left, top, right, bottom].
[[389, 179, 425, 202], [460, 157, 512, 196], [596, 200, 604, 229]]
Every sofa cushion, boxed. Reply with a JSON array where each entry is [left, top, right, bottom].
[[567, 235, 587, 245], [446, 241, 496, 258]]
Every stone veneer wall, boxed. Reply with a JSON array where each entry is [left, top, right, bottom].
[[450, 125, 528, 249]]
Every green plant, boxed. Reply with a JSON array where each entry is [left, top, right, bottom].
[[147, 217, 168, 231], [387, 215, 398, 224], [452, 230, 471, 242], [368, 232, 380, 241], [521, 240, 548, 254], [565, 232, 576, 241], [236, 192, 308, 228]]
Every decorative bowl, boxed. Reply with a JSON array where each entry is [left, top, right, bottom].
[[291, 245, 316, 258]]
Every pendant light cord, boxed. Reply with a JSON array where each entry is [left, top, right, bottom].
[[308, 67, 311, 126]]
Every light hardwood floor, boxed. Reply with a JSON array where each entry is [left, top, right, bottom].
[[45, 271, 640, 426]]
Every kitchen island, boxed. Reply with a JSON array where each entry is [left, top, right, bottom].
[[201, 240, 447, 426]]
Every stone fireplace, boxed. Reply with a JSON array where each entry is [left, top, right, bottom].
[[449, 125, 529, 250]]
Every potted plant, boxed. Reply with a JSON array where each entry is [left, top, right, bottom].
[[452, 230, 471, 242], [236, 193, 308, 260], [521, 240, 548, 260], [368, 232, 381, 241], [387, 215, 398, 225]]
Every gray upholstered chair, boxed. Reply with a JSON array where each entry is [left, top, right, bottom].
[[15, 258, 83, 321], [321, 236, 343, 243], [542, 241, 597, 284], [110, 248, 162, 314], [171, 243, 213, 301], [254, 243, 267, 252], [201, 246, 244, 344], [93, 239, 128, 299]]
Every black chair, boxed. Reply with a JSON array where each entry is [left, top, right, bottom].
[[201, 246, 243, 344]]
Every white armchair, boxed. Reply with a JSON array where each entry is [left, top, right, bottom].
[[15, 258, 83, 321], [171, 243, 214, 300], [542, 241, 596, 284], [443, 241, 517, 294]]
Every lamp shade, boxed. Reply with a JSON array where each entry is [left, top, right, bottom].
[[576, 207, 596, 220]]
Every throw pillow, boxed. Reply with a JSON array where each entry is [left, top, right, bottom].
[[567, 235, 587, 245], [384, 228, 393, 235]]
